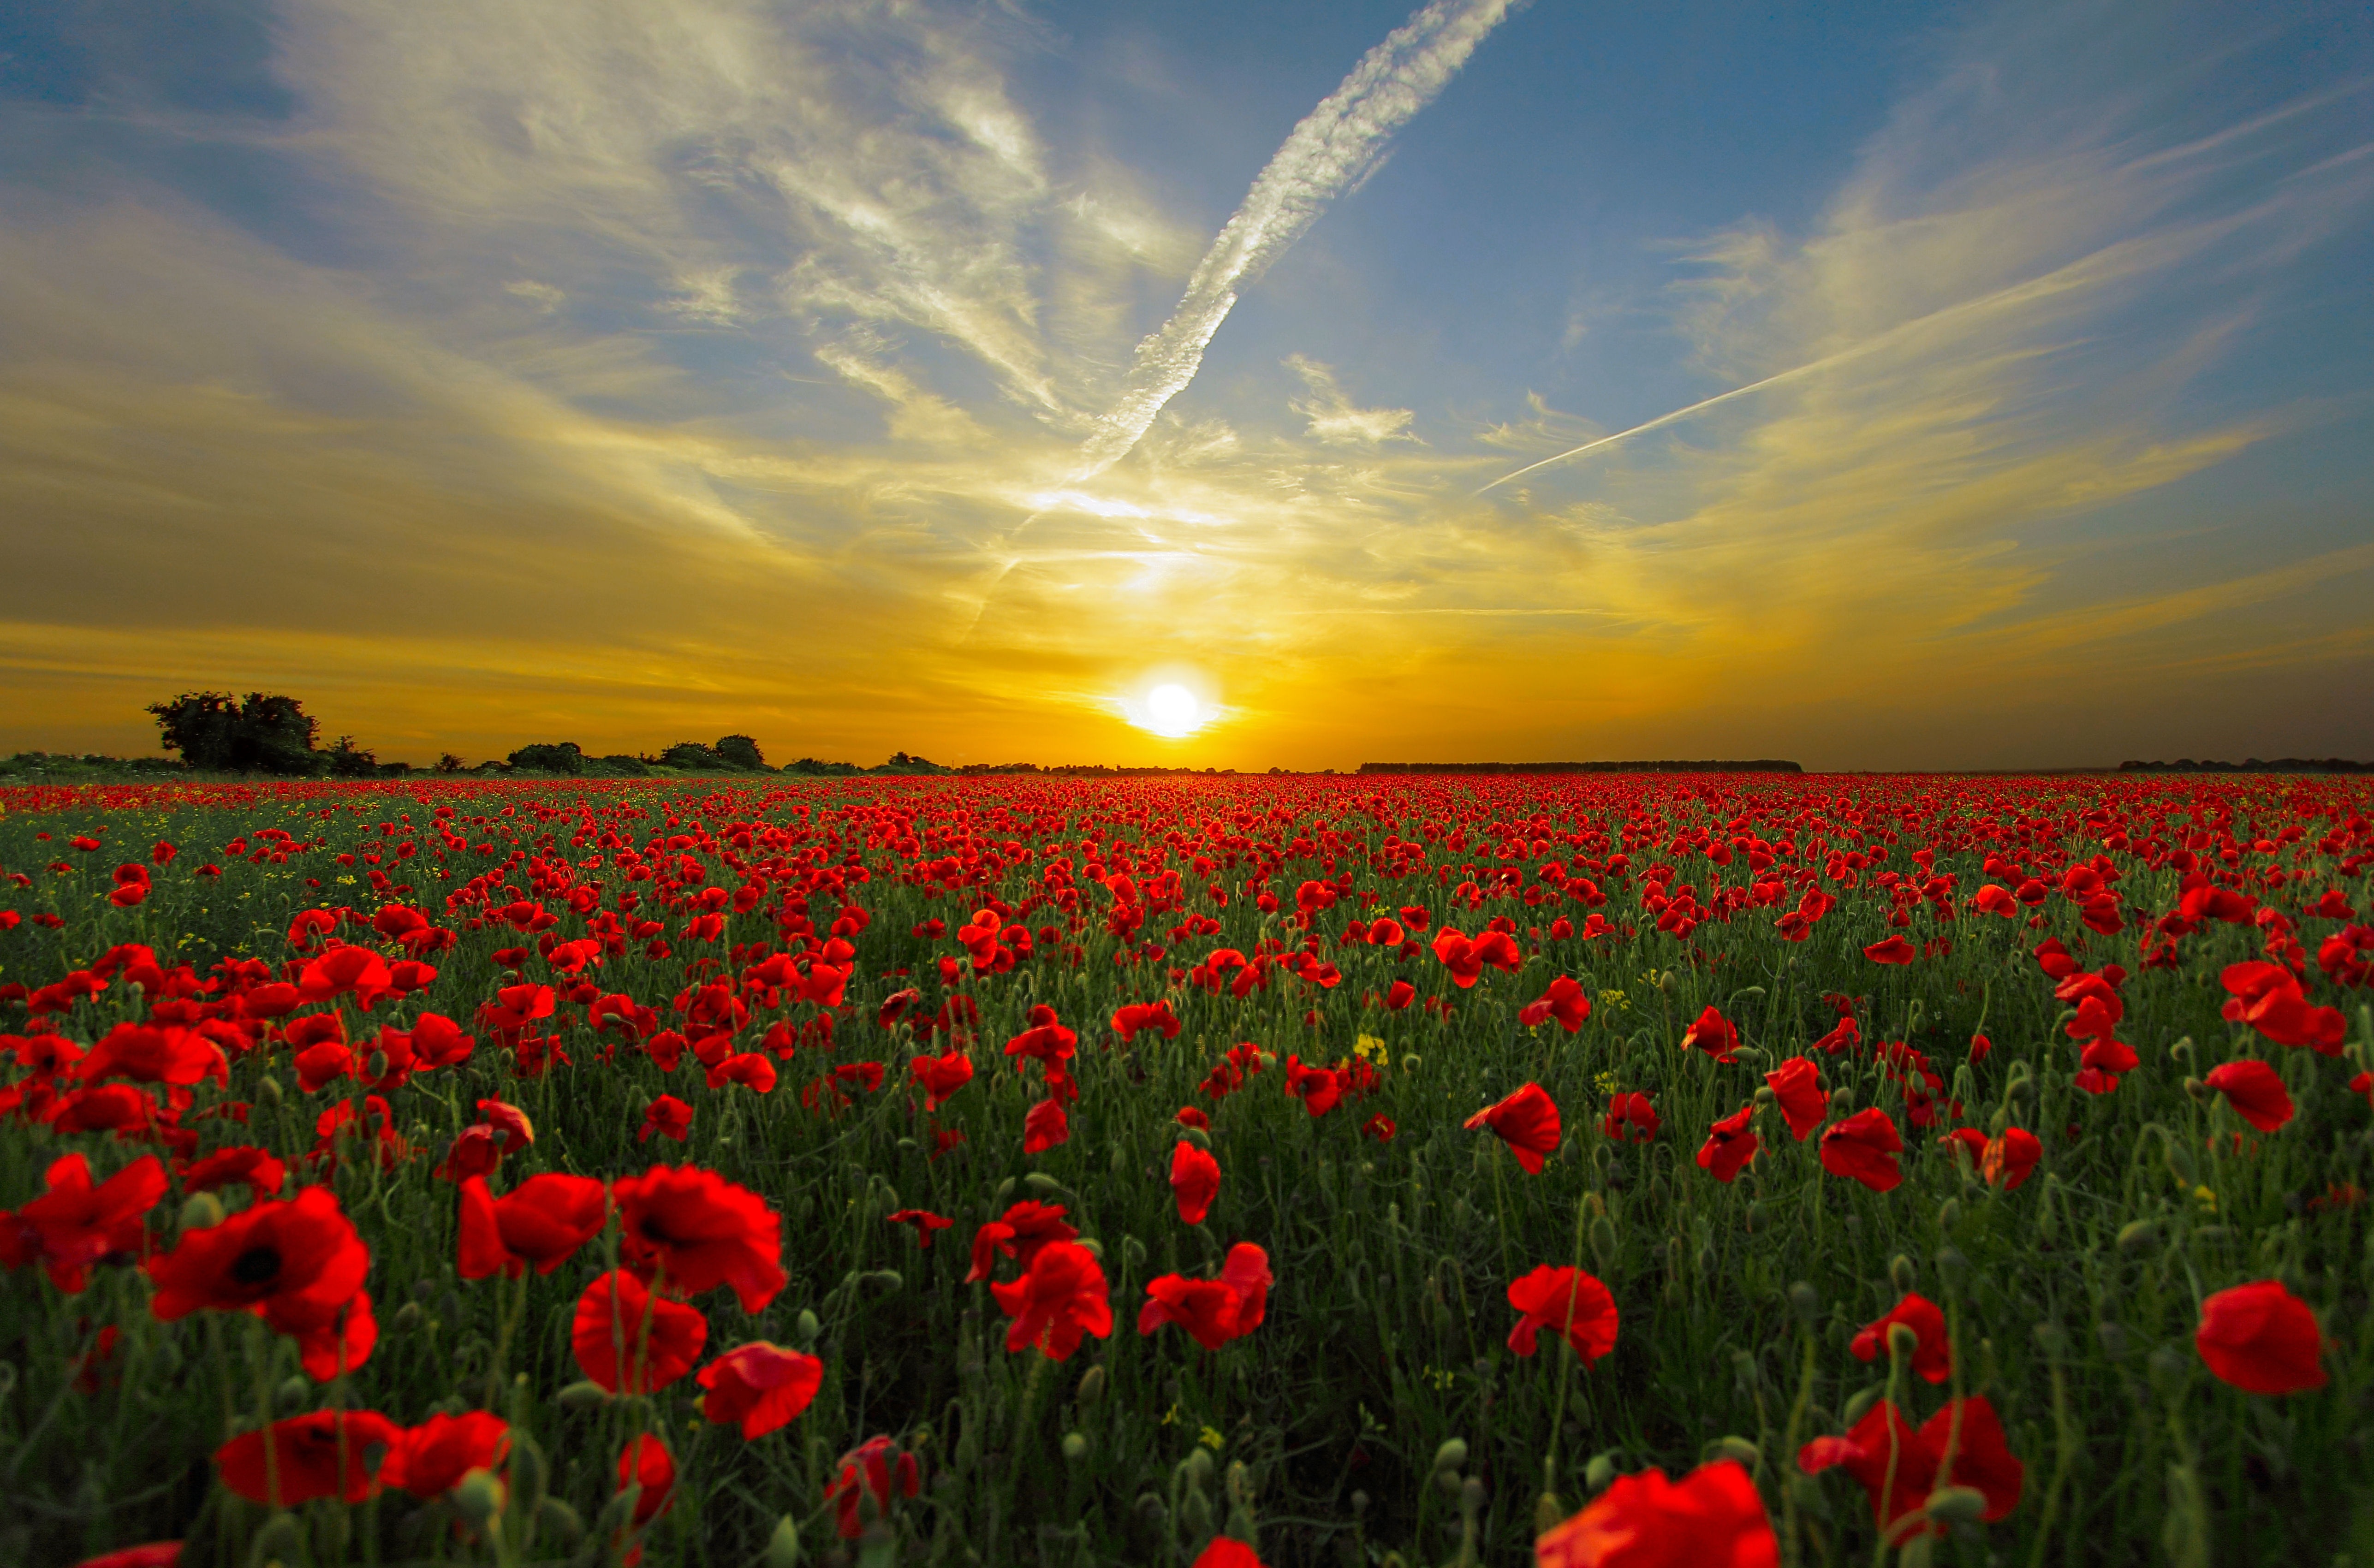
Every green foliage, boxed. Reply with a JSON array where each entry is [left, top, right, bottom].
[[507, 742, 587, 775], [660, 741, 724, 771], [144, 691, 321, 773], [714, 734, 767, 770]]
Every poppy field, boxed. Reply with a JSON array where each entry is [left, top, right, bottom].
[[2, 769, 2371, 1567]]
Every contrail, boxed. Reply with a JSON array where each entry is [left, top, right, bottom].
[[1475, 241, 2160, 494], [1074, 0, 1520, 479]]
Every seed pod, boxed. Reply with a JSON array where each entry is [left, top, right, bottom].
[[1924, 1485, 1987, 1524], [1889, 1254, 1916, 1293], [796, 1309, 821, 1347], [765, 1515, 803, 1568], [1061, 1431, 1088, 1461], [557, 1380, 612, 1413], [1584, 1451, 1618, 1493], [1077, 1366, 1107, 1408], [257, 1075, 284, 1108], [177, 1192, 225, 1231], [1788, 1282, 1821, 1325], [453, 1468, 506, 1527], [1431, 1438, 1468, 1475]]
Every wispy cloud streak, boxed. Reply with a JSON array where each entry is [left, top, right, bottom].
[[1073, 0, 1518, 477]]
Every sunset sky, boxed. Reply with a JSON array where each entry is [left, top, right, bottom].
[[3, 0, 2370, 771]]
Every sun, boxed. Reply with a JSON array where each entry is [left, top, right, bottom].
[[1146, 684, 1200, 736], [1124, 679, 1213, 739]]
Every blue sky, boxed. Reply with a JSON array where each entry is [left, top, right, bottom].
[[1, 0, 2368, 768]]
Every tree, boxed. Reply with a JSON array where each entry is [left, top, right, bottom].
[[436, 753, 467, 773], [508, 742, 586, 775], [714, 733, 766, 770], [146, 692, 321, 774], [323, 736, 378, 778], [660, 742, 722, 771]]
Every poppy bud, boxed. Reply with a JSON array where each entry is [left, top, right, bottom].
[[1077, 1366, 1107, 1407], [1889, 1254, 1916, 1293], [178, 1192, 225, 1231], [454, 1468, 506, 1527], [1589, 1215, 1618, 1273], [365, 1050, 390, 1081], [558, 1380, 612, 1412], [1461, 1476, 1487, 1511], [1830, 1085, 1857, 1114], [2182, 1075, 2213, 1106], [1431, 1438, 1468, 1476], [861, 1270, 905, 1293], [1182, 1448, 1215, 1491], [1924, 1485, 1988, 1524], [1708, 1436, 1761, 1468], [2096, 1321, 2129, 1359], [2167, 1036, 2194, 1065], [1752, 1085, 1777, 1106], [2116, 1219, 2160, 1254], [2032, 1321, 2068, 1356], [1061, 1432, 1088, 1461], [1886, 1322, 1921, 1362], [393, 1300, 423, 1333], [1934, 1246, 1970, 1289], [1024, 1174, 1069, 1199], [258, 1075, 284, 1107], [1178, 1125, 1211, 1152], [796, 1309, 821, 1347], [539, 1499, 583, 1544], [1583, 1451, 1617, 1493], [1936, 1199, 1961, 1232], [276, 1374, 313, 1414], [766, 1515, 803, 1568], [1788, 1281, 1820, 1324], [1842, 1386, 1884, 1427], [1534, 1491, 1565, 1535], [993, 1177, 1016, 1206]]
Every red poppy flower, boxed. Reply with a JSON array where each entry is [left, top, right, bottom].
[[148, 1183, 367, 1326], [1850, 1293, 1952, 1383], [1140, 1242, 1273, 1350], [1283, 1055, 1342, 1117], [572, 1269, 708, 1393], [965, 1200, 1077, 1283], [826, 1436, 919, 1538], [1863, 936, 1916, 966], [1384, 979, 1416, 1010], [1171, 1141, 1221, 1224], [1519, 975, 1592, 1033], [1465, 1082, 1561, 1173], [617, 1432, 676, 1527], [410, 1013, 476, 1069], [1191, 1540, 1265, 1568], [297, 946, 393, 1008], [0, 1152, 166, 1293], [611, 1165, 785, 1311], [1023, 1098, 1070, 1153], [381, 1411, 509, 1499], [1681, 1007, 1741, 1063], [1819, 1108, 1903, 1192], [77, 1023, 226, 1088], [1601, 1092, 1660, 1143], [2219, 962, 2346, 1053], [180, 1146, 285, 1200], [1505, 1264, 1618, 1361], [2196, 1279, 2327, 1395], [1534, 1458, 1778, 1568], [1980, 1127, 2041, 1189], [887, 1208, 953, 1247], [988, 1239, 1113, 1360], [1698, 1102, 1764, 1184], [45, 1084, 158, 1137], [699, 1342, 825, 1438], [909, 1050, 974, 1111], [1798, 1396, 2022, 1534], [1763, 1057, 1827, 1141], [2204, 1058, 2293, 1132], [67, 1544, 183, 1568], [1362, 1113, 1397, 1142], [458, 1173, 608, 1279], [214, 1408, 402, 1505], [1113, 1001, 1182, 1042], [294, 1042, 353, 1094], [640, 1095, 693, 1143]]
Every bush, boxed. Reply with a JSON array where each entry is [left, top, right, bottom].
[[508, 742, 587, 775], [324, 736, 378, 778], [714, 733, 766, 769]]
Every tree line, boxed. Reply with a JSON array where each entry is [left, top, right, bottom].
[[129, 691, 949, 777]]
